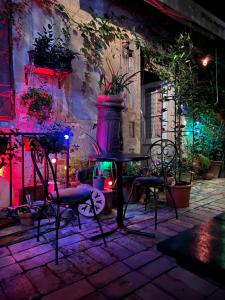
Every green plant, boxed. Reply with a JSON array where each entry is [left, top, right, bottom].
[[38, 121, 72, 154], [199, 154, 211, 170], [0, 130, 20, 169], [31, 24, 79, 70], [99, 60, 139, 95], [125, 162, 142, 176], [152, 32, 196, 183], [21, 87, 53, 124]]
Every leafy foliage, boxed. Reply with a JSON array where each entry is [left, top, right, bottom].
[[38, 121, 72, 154], [77, 17, 128, 70], [0, 130, 20, 169], [21, 87, 53, 124], [99, 60, 139, 95], [32, 24, 79, 70]]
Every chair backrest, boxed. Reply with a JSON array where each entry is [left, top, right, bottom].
[[30, 137, 60, 203], [147, 139, 178, 181]]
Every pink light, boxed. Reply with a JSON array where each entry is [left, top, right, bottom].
[[108, 180, 113, 186], [51, 158, 57, 164]]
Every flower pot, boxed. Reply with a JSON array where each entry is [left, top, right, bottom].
[[93, 177, 105, 190], [166, 182, 191, 208], [97, 95, 124, 104], [209, 160, 222, 178], [18, 211, 34, 226]]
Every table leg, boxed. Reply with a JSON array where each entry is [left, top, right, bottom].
[[115, 161, 125, 228]]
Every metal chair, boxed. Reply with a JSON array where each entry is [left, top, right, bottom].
[[124, 139, 178, 229], [30, 137, 106, 264]]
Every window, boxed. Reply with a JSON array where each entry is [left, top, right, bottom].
[[144, 87, 162, 140], [0, 8, 14, 120]]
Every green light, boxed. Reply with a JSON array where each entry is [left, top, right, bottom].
[[99, 161, 112, 171]]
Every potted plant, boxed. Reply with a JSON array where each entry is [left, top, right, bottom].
[[29, 24, 79, 71], [98, 59, 140, 102], [92, 162, 105, 190], [152, 33, 196, 208], [97, 59, 140, 153], [21, 87, 53, 124], [17, 206, 34, 226], [38, 121, 72, 154]]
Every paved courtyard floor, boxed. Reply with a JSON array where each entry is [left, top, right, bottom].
[[1, 179, 225, 299]]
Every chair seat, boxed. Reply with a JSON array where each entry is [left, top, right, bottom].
[[134, 176, 164, 186], [52, 186, 91, 204]]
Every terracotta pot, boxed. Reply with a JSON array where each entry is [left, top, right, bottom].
[[18, 212, 34, 226], [202, 172, 214, 180], [209, 160, 222, 178], [166, 183, 191, 208]]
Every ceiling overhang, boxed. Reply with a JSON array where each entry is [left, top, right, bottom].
[[144, 0, 225, 40]]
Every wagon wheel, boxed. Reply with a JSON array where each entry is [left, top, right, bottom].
[[78, 186, 105, 217]]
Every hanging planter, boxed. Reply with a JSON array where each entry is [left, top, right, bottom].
[[21, 87, 53, 124]]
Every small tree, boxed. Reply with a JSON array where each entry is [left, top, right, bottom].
[[151, 32, 196, 182]]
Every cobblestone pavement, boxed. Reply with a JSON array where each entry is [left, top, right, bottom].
[[1, 179, 225, 299]]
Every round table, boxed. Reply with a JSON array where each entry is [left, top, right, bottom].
[[89, 153, 150, 229]]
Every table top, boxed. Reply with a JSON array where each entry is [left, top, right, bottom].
[[89, 152, 150, 162]]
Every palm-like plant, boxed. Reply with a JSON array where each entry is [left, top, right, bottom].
[[99, 59, 139, 95]]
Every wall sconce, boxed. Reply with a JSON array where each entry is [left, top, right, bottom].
[[122, 41, 134, 58], [201, 55, 211, 67]]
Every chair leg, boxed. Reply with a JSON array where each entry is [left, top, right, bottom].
[[75, 206, 82, 230], [154, 188, 158, 230], [37, 215, 41, 242], [167, 186, 178, 219], [145, 187, 150, 211], [55, 205, 61, 264], [90, 197, 107, 247]]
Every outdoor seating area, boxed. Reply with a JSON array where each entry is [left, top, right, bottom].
[[2, 0, 225, 299], [0, 179, 225, 299]]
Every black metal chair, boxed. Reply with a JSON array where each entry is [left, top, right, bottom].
[[30, 137, 106, 264], [124, 139, 178, 229]]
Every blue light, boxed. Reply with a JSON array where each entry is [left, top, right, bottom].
[[64, 134, 69, 140]]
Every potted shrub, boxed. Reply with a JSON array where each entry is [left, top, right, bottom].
[[152, 33, 196, 208], [92, 162, 105, 190], [98, 59, 140, 102], [29, 24, 79, 71], [97, 59, 140, 153], [17, 206, 34, 226], [21, 87, 53, 124], [38, 121, 72, 154]]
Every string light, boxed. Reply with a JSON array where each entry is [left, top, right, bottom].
[[51, 158, 57, 164], [64, 134, 69, 140]]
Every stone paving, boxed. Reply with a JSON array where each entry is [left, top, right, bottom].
[[0, 179, 225, 299]]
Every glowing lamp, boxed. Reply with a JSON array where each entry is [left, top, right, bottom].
[[201, 55, 211, 67], [104, 175, 115, 189], [51, 158, 57, 164], [64, 134, 69, 140]]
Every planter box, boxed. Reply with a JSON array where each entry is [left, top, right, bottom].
[[166, 183, 191, 208], [18, 211, 34, 226]]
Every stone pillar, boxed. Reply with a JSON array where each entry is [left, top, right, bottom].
[[96, 95, 124, 153]]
